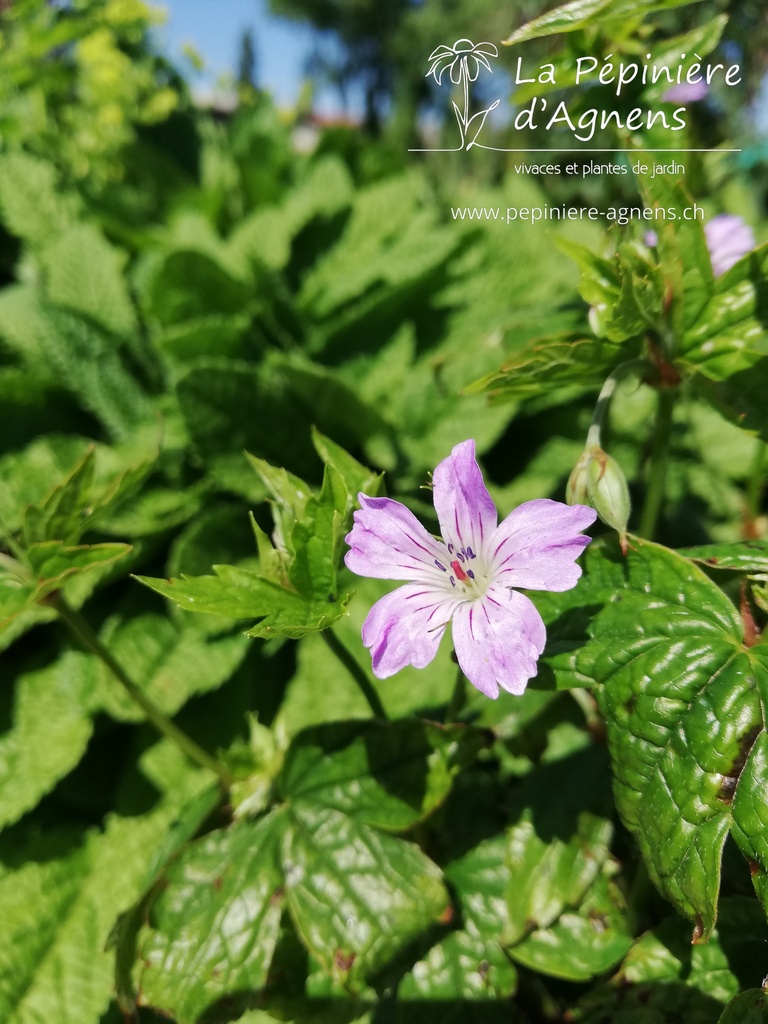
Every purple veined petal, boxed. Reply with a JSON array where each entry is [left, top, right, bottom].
[[345, 494, 451, 582], [488, 498, 597, 593], [452, 587, 546, 698], [362, 584, 457, 678], [432, 439, 498, 559]]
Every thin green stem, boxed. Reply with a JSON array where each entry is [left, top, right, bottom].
[[51, 594, 234, 787], [0, 510, 29, 566], [321, 628, 388, 719], [445, 664, 467, 723], [746, 439, 766, 528], [639, 388, 676, 541], [586, 359, 649, 450]]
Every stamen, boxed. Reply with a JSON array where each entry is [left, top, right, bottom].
[[435, 559, 447, 572], [466, 546, 476, 559], [467, 569, 475, 579], [451, 559, 469, 583]]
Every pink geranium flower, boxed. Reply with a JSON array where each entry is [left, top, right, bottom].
[[344, 440, 596, 699]]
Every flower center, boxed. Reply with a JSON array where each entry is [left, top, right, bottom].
[[433, 543, 485, 597]]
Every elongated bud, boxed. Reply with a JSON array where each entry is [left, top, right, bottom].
[[567, 445, 631, 552]]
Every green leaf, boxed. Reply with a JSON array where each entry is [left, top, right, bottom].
[[283, 803, 449, 990], [138, 564, 350, 639], [579, 538, 764, 939], [399, 928, 518, 1000], [311, 427, 384, 503], [577, 899, 768, 1023], [22, 446, 96, 545], [0, 652, 98, 828], [0, 152, 79, 248], [94, 613, 250, 721], [27, 540, 133, 595], [279, 719, 485, 832], [505, 0, 704, 44], [0, 800, 205, 1024], [678, 246, 768, 441], [504, 748, 614, 943], [136, 813, 286, 1024], [718, 991, 768, 1023], [41, 224, 138, 338], [621, 899, 767, 1002], [507, 863, 632, 981], [136, 248, 253, 326], [0, 296, 151, 439], [638, 172, 714, 338], [464, 333, 622, 402], [679, 541, 768, 574]]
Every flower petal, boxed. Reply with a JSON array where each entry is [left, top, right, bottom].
[[450, 59, 464, 85], [428, 44, 456, 60], [466, 57, 481, 82], [471, 54, 493, 76], [488, 499, 596, 593], [432, 439, 497, 557], [426, 53, 457, 84], [362, 584, 455, 678], [452, 587, 545, 698], [345, 494, 449, 582], [473, 42, 498, 57]]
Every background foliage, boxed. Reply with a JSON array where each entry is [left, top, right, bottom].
[[1, 0, 768, 1022]]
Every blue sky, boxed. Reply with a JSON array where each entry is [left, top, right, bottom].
[[157, 0, 336, 109]]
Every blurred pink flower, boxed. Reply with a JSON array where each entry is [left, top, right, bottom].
[[661, 80, 709, 104], [705, 214, 756, 276]]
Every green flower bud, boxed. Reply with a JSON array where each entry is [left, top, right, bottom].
[[567, 445, 631, 551]]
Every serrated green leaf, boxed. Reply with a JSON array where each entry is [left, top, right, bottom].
[[0, 799, 205, 1024], [41, 224, 137, 338], [580, 539, 762, 938], [508, 864, 632, 981], [282, 803, 449, 990], [399, 928, 517, 1000], [464, 333, 622, 402], [137, 813, 286, 1024], [577, 899, 768, 1022], [279, 719, 484, 831], [0, 152, 79, 248], [27, 540, 133, 594], [504, 748, 614, 942], [679, 541, 768, 574], [505, 0, 704, 45], [136, 565, 349, 639], [22, 446, 96, 545], [311, 429, 383, 500], [137, 248, 253, 326], [0, 652, 98, 828]]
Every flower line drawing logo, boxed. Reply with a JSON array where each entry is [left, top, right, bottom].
[[425, 39, 500, 151]]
